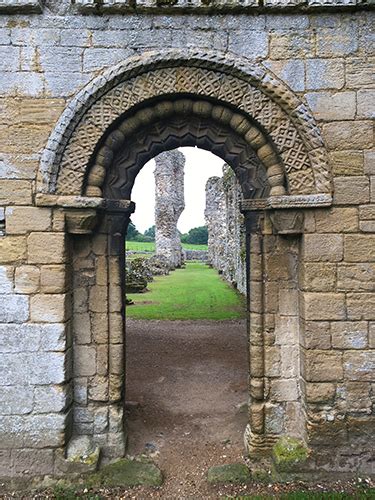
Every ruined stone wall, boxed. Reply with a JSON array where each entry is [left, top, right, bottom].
[[0, 0, 374, 478], [154, 150, 185, 268], [205, 165, 246, 295]]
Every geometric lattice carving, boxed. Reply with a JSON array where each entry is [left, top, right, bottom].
[[40, 49, 332, 199]]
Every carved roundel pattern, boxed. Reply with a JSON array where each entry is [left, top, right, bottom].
[[39, 49, 331, 198]]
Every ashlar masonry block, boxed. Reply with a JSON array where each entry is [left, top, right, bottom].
[[28, 232, 67, 264]]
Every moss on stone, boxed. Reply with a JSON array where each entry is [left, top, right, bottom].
[[207, 463, 251, 484], [272, 436, 309, 472], [97, 459, 163, 487]]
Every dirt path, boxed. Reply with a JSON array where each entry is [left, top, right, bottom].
[[125, 319, 250, 498]]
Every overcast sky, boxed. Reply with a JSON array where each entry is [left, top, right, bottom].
[[131, 147, 224, 234]]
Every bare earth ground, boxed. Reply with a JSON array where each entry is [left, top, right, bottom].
[[2, 319, 373, 499], [124, 319, 250, 498]]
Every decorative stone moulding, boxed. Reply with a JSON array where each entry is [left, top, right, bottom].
[[39, 49, 332, 209], [73, 0, 372, 11], [35, 194, 135, 233], [0, 0, 42, 12]]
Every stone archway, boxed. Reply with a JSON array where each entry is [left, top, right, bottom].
[[36, 49, 332, 462]]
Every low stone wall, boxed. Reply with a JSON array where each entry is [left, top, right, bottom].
[[205, 165, 246, 294], [184, 250, 208, 261]]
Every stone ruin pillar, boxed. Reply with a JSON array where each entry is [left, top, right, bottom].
[[154, 150, 185, 268], [205, 175, 226, 272], [205, 164, 246, 294]]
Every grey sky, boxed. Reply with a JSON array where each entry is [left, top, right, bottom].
[[131, 147, 224, 234]]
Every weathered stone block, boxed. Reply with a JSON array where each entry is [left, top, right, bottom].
[[0, 449, 11, 478], [343, 352, 375, 381], [270, 379, 299, 402], [333, 177, 369, 205], [279, 289, 298, 316], [316, 26, 358, 57], [14, 265, 40, 294], [370, 322, 375, 348], [344, 234, 375, 262], [306, 91, 355, 121], [275, 316, 298, 346], [306, 58, 344, 90], [347, 293, 375, 320], [28, 232, 67, 264], [305, 382, 336, 403], [73, 312, 91, 344], [331, 321, 368, 349], [280, 345, 299, 378], [0, 386, 33, 415], [38, 323, 67, 352], [264, 346, 281, 377], [264, 59, 305, 92], [264, 403, 285, 434], [364, 151, 375, 176], [300, 262, 336, 292], [40, 264, 67, 293], [97, 344, 108, 376], [5, 206, 51, 234], [0, 180, 32, 205], [0, 266, 13, 293], [88, 375, 109, 402], [0, 236, 27, 263], [357, 90, 375, 119], [13, 449, 54, 476], [302, 321, 331, 349], [6, 413, 68, 449], [315, 207, 358, 233], [74, 345, 96, 377], [337, 263, 375, 292], [302, 350, 343, 382], [89, 285, 108, 313], [329, 150, 364, 176], [302, 234, 343, 262], [0, 293, 29, 323], [30, 294, 69, 323], [91, 312, 108, 344], [323, 121, 373, 150], [34, 384, 70, 413], [346, 58, 375, 89], [228, 30, 268, 58], [270, 32, 314, 59], [302, 292, 346, 321], [342, 382, 372, 413]]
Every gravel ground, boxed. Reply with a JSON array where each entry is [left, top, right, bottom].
[[1, 320, 374, 499]]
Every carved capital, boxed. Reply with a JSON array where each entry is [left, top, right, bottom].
[[65, 209, 98, 234], [269, 210, 305, 234]]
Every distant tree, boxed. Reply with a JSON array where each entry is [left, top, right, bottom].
[[184, 226, 208, 245], [127, 221, 140, 241], [144, 225, 155, 240]]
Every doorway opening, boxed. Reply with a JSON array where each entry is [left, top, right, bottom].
[[124, 147, 249, 486]]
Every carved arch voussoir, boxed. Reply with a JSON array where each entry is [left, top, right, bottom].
[[39, 49, 332, 199]]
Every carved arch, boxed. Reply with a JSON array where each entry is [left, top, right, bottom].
[[38, 49, 332, 200]]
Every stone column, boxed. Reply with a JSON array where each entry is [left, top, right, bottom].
[[154, 150, 185, 268]]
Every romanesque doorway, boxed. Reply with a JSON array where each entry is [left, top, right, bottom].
[[37, 49, 332, 473], [123, 147, 250, 481]]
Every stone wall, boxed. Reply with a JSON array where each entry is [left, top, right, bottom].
[[205, 165, 246, 295], [0, 0, 374, 479], [154, 150, 185, 268]]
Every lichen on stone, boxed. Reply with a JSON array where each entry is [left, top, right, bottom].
[[272, 436, 309, 472]]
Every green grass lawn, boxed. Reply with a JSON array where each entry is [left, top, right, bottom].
[[126, 241, 208, 252], [126, 261, 245, 320], [126, 241, 155, 252]]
